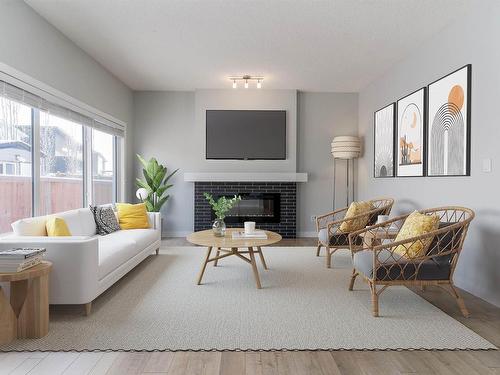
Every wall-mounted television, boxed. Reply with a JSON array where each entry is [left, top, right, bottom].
[[206, 110, 286, 160]]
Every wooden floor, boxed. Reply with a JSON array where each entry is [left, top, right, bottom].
[[0, 238, 498, 375]]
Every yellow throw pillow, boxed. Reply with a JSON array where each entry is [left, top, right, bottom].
[[394, 211, 440, 258], [339, 201, 374, 232], [116, 203, 150, 230], [46, 217, 71, 236]]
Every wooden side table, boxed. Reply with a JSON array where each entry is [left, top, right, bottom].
[[359, 228, 398, 247], [0, 261, 52, 345]]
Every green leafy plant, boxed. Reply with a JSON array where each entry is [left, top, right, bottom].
[[136, 154, 178, 212], [204, 193, 241, 220]]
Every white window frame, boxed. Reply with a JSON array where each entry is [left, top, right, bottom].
[[88, 128, 119, 205], [116, 136, 125, 202], [32, 108, 41, 216], [84, 126, 92, 206]]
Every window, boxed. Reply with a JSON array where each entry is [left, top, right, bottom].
[[39, 112, 84, 215], [0, 79, 123, 233], [92, 128, 115, 205], [0, 97, 33, 233]]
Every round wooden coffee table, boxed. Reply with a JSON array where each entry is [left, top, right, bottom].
[[0, 261, 52, 345], [187, 228, 282, 289]]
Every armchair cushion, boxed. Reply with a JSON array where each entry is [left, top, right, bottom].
[[394, 211, 439, 258], [339, 201, 374, 232], [318, 229, 363, 247], [354, 249, 451, 281]]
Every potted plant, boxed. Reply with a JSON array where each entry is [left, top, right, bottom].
[[204, 193, 241, 237], [135, 154, 178, 212]]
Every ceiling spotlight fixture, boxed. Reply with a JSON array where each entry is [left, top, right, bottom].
[[229, 75, 264, 89]]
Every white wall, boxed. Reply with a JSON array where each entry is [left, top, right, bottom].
[[0, 0, 134, 200], [297, 92, 358, 235], [357, 3, 500, 307]]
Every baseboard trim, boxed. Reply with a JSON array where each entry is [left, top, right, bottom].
[[163, 231, 317, 239], [162, 231, 192, 238], [298, 231, 317, 238]]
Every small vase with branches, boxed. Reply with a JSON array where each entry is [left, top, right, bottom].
[[204, 193, 241, 237]]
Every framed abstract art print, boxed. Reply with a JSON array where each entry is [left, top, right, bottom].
[[427, 65, 471, 176], [374, 103, 395, 178], [396, 88, 426, 177]]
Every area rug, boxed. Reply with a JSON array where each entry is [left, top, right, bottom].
[[1, 247, 495, 351]]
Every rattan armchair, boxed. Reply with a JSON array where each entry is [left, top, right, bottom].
[[348, 206, 474, 317], [315, 198, 394, 268]]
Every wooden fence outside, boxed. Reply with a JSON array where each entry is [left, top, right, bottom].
[[0, 175, 112, 233]]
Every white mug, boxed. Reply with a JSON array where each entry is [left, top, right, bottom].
[[244, 221, 256, 234], [376, 215, 390, 224]]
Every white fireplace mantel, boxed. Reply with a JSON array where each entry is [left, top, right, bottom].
[[184, 172, 308, 182]]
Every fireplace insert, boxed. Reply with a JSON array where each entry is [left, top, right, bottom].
[[212, 193, 280, 224]]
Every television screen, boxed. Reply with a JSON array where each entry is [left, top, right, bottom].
[[206, 110, 286, 160]]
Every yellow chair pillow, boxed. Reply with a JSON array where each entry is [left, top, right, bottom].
[[394, 211, 440, 259], [46, 217, 71, 236], [116, 203, 150, 229], [339, 201, 374, 232]]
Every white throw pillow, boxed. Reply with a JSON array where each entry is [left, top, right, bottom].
[[78, 208, 97, 236], [11, 216, 48, 236], [11, 208, 99, 237]]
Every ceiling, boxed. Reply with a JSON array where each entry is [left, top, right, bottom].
[[25, 0, 477, 92]]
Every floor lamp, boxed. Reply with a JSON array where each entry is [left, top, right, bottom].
[[331, 136, 361, 210]]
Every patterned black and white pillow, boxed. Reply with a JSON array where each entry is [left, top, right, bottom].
[[90, 205, 121, 235]]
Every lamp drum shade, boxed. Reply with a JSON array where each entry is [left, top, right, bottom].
[[331, 136, 361, 159]]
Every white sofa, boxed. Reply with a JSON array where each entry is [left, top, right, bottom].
[[0, 207, 161, 314]]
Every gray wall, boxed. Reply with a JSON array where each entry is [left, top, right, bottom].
[[297, 92, 359, 235], [133, 89, 297, 236], [133, 90, 358, 236], [357, 3, 500, 307], [0, 0, 134, 200], [133, 91, 195, 236]]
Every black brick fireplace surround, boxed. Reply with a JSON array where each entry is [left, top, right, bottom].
[[194, 182, 297, 238]]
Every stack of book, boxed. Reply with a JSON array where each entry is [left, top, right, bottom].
[[0, 248, 46, 273], [231, 230, 268, 239]]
